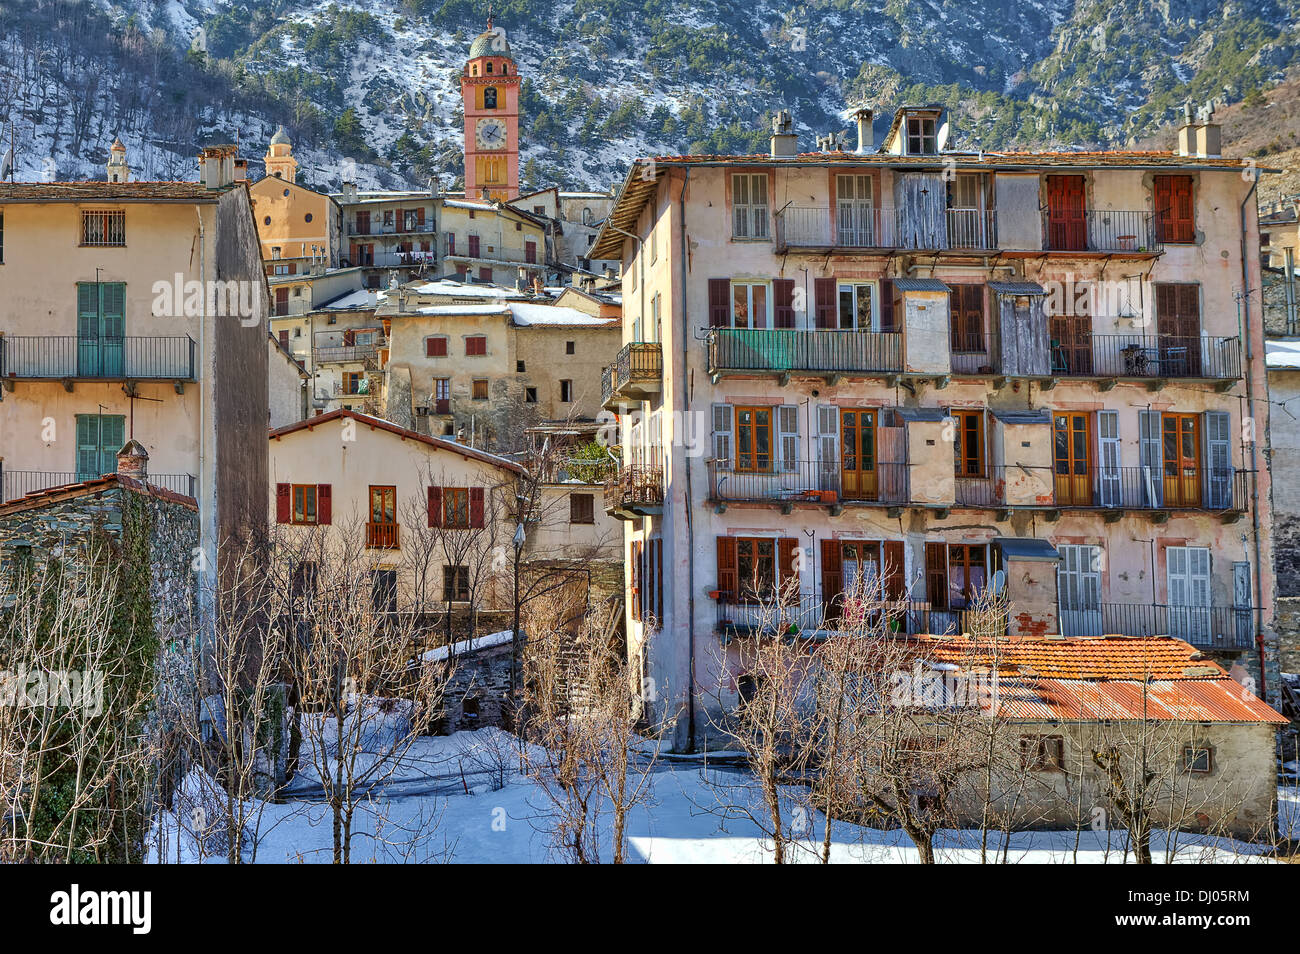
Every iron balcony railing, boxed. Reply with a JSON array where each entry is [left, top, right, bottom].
[[774, 206, 998, 251], [1059, 602, 1255, 651], [1, 469, 195, 503], [715, 596, 1003, 640], [314, 342, 385, 364], [1051, 333, 1241, 380], [1050, 465, 1249, 512], [0, 336, 197, 380], [706, 459, 909, 506], [552, 456, 617, 484], [707, 328, 902, 376], [604, 342, 662, 408], [954, 466, 1011, 508], [603, 466, 664, 512], [1042, 209, 1161, 254], [950, 331, 1000, 375]]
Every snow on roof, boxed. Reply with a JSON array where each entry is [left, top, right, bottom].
[[1266, 338, 1300, 369], [416, 303, 510, 316], [421, 629, 515, 664], [321, 289, 378, 310], [507, 302, 616, 326], [444, 199, 496, 212], [409, 280, 520, 299]]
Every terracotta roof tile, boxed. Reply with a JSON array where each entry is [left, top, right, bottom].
[[0, 181, 230, 203], [0, 474, 197, 515]]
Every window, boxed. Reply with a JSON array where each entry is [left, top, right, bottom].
[[446, 232, 456, 255], [434, 378, 451, 413], [836, 175, 874, 244], [429, 486, 484, 529], [570, 493, 594, 524], [526, 240, 537, 264], [292, 484, 318, 524], [565, 340, 575, 355], [367, 485, 398, 549], [479, 267, 493, 283], [81, 209, 125, 246], [443, 565, 470, 602], [731, 173, 769, 239], [355, 211, 370, 235], [837, 283, 875, 331], [75, 413, 126, 480], [426, 336, 448, 357], [906, 115, 937, 155], [342, 371, 365, 395], [1021, 735, 1066, 772], [442, 488, 470, 528], [952, 409, 985, 477], [468, 234, 481, 257], [1183, 746, 1214, 774], [946, 544, 987, 610], [472, 378, 489, 400], [1154, 175, 1195, 244], [371, 569, 398, 613], [466, 335, 487, 356], [734, 406, 773, 473], [271, 246, 282, 259], [291, 561, 317, 607], [731, 281, 769, 329], [560, 379, 573, 403], [525, 387, 537, 403]]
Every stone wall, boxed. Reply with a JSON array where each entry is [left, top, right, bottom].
[[427, 640, 515, 734]]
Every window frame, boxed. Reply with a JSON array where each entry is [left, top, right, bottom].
[[1020, 735, 1066, 772], [730, 172, 771, 241], [291, 484, 319, 525], [570, 492, 595, 525], [442, 565, 471, 602], [952, 409, 986, 478], [906, 116, 937, 155], [465, 335, 488, 356], [443, 487, 470, 529], [81, 209, 126, 247], [472, 378, 489, 401], [734, 405, 774, 473], [1183, 745, 1214, 775]]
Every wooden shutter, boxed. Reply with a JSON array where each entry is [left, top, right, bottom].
[[76, 415, 99, 479], [1203, 410, 1232, 508], [77, 283, 99, 341], [655, 539, 664, 621], [1138, 410, 1163, 507], [1155, 175, 1195, 243], [778, 537, 800, 603], [101, 283, 125, 338], [428, 486, 442, 527], [708, 279, 731, 327], [717, 537, 738, 600], [814, 277, 837, 329], [427, 337, 447, 357], [100, 416, 124, 472], [631, 540, 643, 621], [776, 404, 799, 473], [469, 487, 485, 528], [816, 405, 840, 493], [883, 540, 905, 601], [276, 483, 291, 523], [712, 403, 733, 468], [773, 278, 796, 328], [317, 484, 332, 525], [925, 542, 948, 611], [879, 279, 895, 332], [821, 539, 843, 616]]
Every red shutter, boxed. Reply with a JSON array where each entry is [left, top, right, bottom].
[[883, 540, 905, 601], [469, 487, 485, 528], [925, 542, 948, 612], [717, 537, 738, 600], [708, 278, 731, 327], [428, 486, 442, 527], [879, 278, 895, 332], [814, 277, 837, 329], [773, 278, 796, 328], [275, 483, 290, 523], [427, 337, 446, 357], [631, 541, 643, 621], [778, 537, 800, 604], [820, 539, 842, 615], [317, 484, 332, 525], [1155, 175, 1195, 243]]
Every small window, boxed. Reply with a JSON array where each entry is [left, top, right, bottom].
[[305, 213, 313, 223], [82, 210, 125, 246], [443, 487, 470, 528], [443, 565, 470, 602], [1020, 735, 1065, 772], [484, 87, 498, 109], [731, 173, 769, 240], [462, 696, 481, 719], [570, 493, 595, 524], [525, 387, 537, 403], [472, 378, 489, 400], [560, 380, 573, 403], [292, 485, 318, 525], [264, 216, 272, 226], [466, 335, 487, 356], [906, 115, 938, 155], [516, 360, 526, 373], [565, 341, 575, 355], [1184, 746, 1213, 774], [426, 336, 448, 357]]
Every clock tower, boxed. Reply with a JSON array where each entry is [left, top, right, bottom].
[[461, 17, 520, 201]]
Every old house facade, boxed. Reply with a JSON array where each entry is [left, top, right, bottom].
[[593, 107, 1277, 748]]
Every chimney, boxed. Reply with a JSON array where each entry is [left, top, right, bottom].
[[341, 181, 358, 202], [197, 146, 237, 189], [1195, 99, 1222, 159], [770, 110, 797, 158], [853, 107, 874, 154], [116, 439, 149, 481], [233, 157, 248, 181]]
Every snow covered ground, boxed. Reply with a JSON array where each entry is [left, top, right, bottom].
[[146, 728, 1286, 864]]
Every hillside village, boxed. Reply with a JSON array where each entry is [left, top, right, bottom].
[[2, 16, 1300, 870]]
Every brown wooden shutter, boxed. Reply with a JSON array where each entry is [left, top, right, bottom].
[[820, 539, 842, 617], [717, 537, 738, 600], [879, 279, 895, 332], [883, 540, 905, 601], [778, 537, 800, 604], [631, 540, 643, 621], [317, 484, 332, 525], [655, 539, 664, 621], [469, 487, 485, 528], [708, 279, 731, 327], [773, 279, 796, 328], [428, 486, 442, 527], [275, 483, 290, 523], [814, 277, 837, 329], [925, 542, 948, 611]]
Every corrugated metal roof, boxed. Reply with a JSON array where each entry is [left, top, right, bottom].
[[893, 278, 951, 292], [995, 537, 1059, 561], [991, 676, 1286, 724], [893, 407, 950, 422], [990, 408, 1052, 424], [988, 281, 1047, 296]]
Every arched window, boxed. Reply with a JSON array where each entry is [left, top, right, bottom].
[[486, 61, 494, 74], [502, 63, 509, 75], [471, 65, 478, 76], [484, 87, 498, 109]]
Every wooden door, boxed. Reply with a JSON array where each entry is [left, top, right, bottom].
[[841, 409, 878, 500], [1155, 283, 1201, 375], [1162, 414, 1201, 507], [1046, 175, 1087, 250], [1053, 412, 1092, 505]]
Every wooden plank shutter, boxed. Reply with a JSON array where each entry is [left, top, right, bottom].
[[317, 483, 332, 524], [631, 540, 643, 621], [655, 539, 664, 620], [1203, 410, 1232, 508], [778, 537, 800, 603], [77, 283, 99, 341], [100, 416, 124, 472], [712, 403, 733, 469], [879, 279, 895, 332], [276, 483, 291, 523], [1155, 175, 1195, 243], [883, 540, 905, 601], [717, 537, 738, 600], [773, 278, 796, 328], [428, 486, 442, 527], [925, 542, 948, 611], [101, 283, 125, 338], [821, 539, 842, 618], [469, 487, 485, 528], [814, 277, 837, 329], [776, 405, 798, 473], [708, 279, 731, 327], [75, 415, 99, 479]]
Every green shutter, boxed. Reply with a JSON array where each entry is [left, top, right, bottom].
[[99, 416, 125, 474], [76, 414, 100, 479], [101, 283, 125, 337], [77, 283, 99, 339]]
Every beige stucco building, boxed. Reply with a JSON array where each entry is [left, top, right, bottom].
[[0, 144, 270, 587], [592, 107, 1278, 749]]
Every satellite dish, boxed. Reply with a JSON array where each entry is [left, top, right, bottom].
[[936, 121, 950, 152], [991, 569, 1006, 595]]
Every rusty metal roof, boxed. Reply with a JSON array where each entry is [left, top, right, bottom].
[[991, 676, 1286, 724]]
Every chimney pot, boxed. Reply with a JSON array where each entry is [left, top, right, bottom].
[[853, 107, 874, 154], [116, 440, 149, 481], [770, 109, 797, 158]]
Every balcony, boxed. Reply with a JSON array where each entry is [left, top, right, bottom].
[[314, 341, 386, 366], [601, 342, 662, 410], [950, 332, 1000, 375], [1042, 210, 1162, 255], [707, 329, 902, 380], [1050, 466, 1250, 515], [715, 595, 1002, 641], [0, 336, 197, 385], [1051, 334, 1242, 383], [706, 460, 909, 510], [1060, 602, 1254, 651], [1, 469, 195, 503], [774, 206, 997, 253], [603, 466, 664, 518], [365, 522, 400, 549]]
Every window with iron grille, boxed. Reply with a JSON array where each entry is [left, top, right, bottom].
[[81, 210, 125, 247]]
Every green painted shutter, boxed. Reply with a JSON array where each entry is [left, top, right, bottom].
[[101, 283, 125, 337], [77, 283, 99, 338], [99, 416, 125, 474], [76, 415, 100, 479]]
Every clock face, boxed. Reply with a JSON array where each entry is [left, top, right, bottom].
[[476, 118, 508, 151]]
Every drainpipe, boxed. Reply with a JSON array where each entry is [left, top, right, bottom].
[[1238, 170, 1268, 699], [677, 168, 696, 751]]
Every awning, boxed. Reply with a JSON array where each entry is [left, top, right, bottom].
[[988, 281, 1046, 296], [893, 278, 951, 292], [995, 537, 1059, 562], [990, 408, 1051, 424], [893, 407, 949, 422]]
